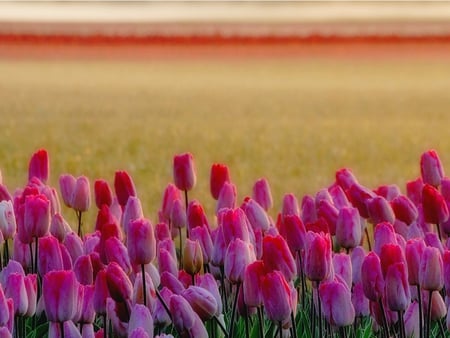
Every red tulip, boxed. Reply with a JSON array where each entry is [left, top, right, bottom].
[[278, 214, 306, 254], [262, 235, 296, 281], [261, 271, 292, 322], [28, 149, 49, 183], [319, 280, 355, 327], [224, 238, 256, 284], [187, 200, 209, 232], [71, 176, 90, 212], [420, 149, 444, 188], [127, 218, 156, 266], [114, 170, 137, 208], [59, 174, 76, 208], [346, 183, 376, 219], [252, 178, 273, 211], [422, 184, 449, 224], [361, 252, 385, 302], [419, 246, 444, 291], [243, 260, 265, 307], [380, 243, 405, 278], [94, 179, 113, 209], [335, 206, 362, 250], [385, 262, 410, 312], [160, 183, 181, 222], [173, 153, 196, 191], [406, 177, 424, 206], [43, 270, 78, 322], [210, 163, 231, 200], [304, 231, 332, 282], [391, 195, 419, 225]]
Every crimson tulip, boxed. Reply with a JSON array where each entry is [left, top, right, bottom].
[[210, 163, 231, 200]]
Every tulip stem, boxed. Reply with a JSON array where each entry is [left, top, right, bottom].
[[436, 223, 442, 242], [378, 298, 389, 338], [60, 321, 65, 338], [184, 190, 189, 238], [339, 326, 347, 338], [365, 228, 372, 251], [34, 237, 38, 275], [279, 321, 283, 338], [426, 290, 433, 338], [316, 282, 323, 338], [244, 306, 250, 338], [29, 242, 34, 274], [4, 239, 9, 266], [297, 250, 306, 309], [213, 315, 229, 338], [220, 266, 228, 311], [257, 306, 264, 338], [229, 282, 240, 338], [179, 227, 183, 270], [291, 311, 298, 338], [438, 318, 446, 337], [76, 210, 83, 238], [156, 288, 172, 322], [398, 310, 405, 338], [141, 264, 147, 307], [310, 290, 316, 338], [417, 285, 423, 338]]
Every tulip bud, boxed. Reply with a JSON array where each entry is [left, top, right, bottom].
[[133, 272, 157, 313], [129, 304, 154, 338], [0, 201, 16, 240], [405, 238, 426, 286], [420, 246, 444, 291], [183, 239, 203, 276], [23, 194, 50, 241], [190, 225, 213, 264], [161, 184, 181, 222], [361, 252, 384, 302], [252, 178, 273, 211], [385, 262, 410, 312], [216, 182, 237, 213], [351, 246, 366, 285], [43, 270, 78, 322], [4, 273, 28, 316], [346, 183, 376, 219], [352, 282, 370, 317], [171, 198, 186, 230], [224, 238, 256, 284], [94, 179, 113, 209], [420, 149, 444, 188], [50, 213, 71, 242], [391, 195, 419, 225], [262, 235, 296, 281], [243, 260, 265, 307], [59, 174, 76, 208], [106, 262, 133, 303], [28, 149, 49, 183], [182, 286, 218, 321], [38, 235, 64, 276], [333, 253, 352, 289], [244, 198, 270, 232], [335, 206, 362, 250], [367, 196, 395, 225], [187, 200, 209, 232], [114, 170, 137, 208], [380, 243, 405, 278], [319, 280, 355, 327], [105, 237, 132, 275], [317, 200, 339, 235], [301, 195, 317, 225], [170, 294, 196, 334], [281, 193, 300, 218], [335, 168, 358, 191], [122, 196, 144, 233], [71, 176, 90, 212], [210, 163, 231, 200], [304, 231, 332, 282], [373, 222, 397, 256], [127, 218, 156, 267], [261, 271, 292, 322], [422, 184, 449, 224], [195, 273, 222, 315], [173, 153, 196, 192], [374, 184, 401, 201], [278, 214, 306, 254]]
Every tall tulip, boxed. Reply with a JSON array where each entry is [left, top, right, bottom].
[[94, 179, 113, 209], [422, 184, 449, 240], [252, 178, 273, 211], [173, 152, 196, 216], [43, 270, 78, 322], [335, 206, 362, 251], [319, 280, 355, 328], [28, 149, 49, 184], [262, 235, 296, 281], [420, 149, 444, 188], [261, 271, 292, 323], [114, 170, 137, 209], [210, 163, 231, 200], [304, 231, 332, 282]]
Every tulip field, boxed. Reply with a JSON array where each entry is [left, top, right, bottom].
[[1, 44, 450, 337]]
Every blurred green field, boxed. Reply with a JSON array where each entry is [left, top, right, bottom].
[[1, 58, 450, 228]]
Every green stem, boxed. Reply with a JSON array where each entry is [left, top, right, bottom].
[[317, 282, 322, 338], [244, 305, 250, 338], [141, 264, 147, 307], [229, 283, 241, 338], [213, 316, 229, 338], [378, 298, 389, 338], [257, 306, 264, 338], [156, 288, 172, 322], [291, 311, 298, 338], [426, 290, 433, 338], [417, 285, 423, 338]]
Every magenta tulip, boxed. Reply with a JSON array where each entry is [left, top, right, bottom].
[[224, 238, 256, 284], [210, 163, 231, 200], [94, 179, 113, 209], [374, 184, 401, 201], [301, 195, 317, 225], [114, 170, 137, 208], [38, 235, 64, 276], [261, 271, 292, 322], [244, 198, 270, 232], [385, 262, 410, 312], [43, 270, 78, 322], [346, 183, 376, 219], [367, 196, 395, 225], [23, 194, 50, 242], [335, 168, 359, 191], [216, 181, 237, 213], [407, 177, 424, 206], [304, 231, 332, 282], [105, 237, 132, 275], [262, 235, 296, 281], [391, 195, 419, 225], [335, 206, 362, 250], [128, 304, 154, 338], [127, 218, 156, 266], [105, 262, 133, 303], [28, 149, 49, 183], [420, 149, 444, 188], [122, 196, 144, 233], [252, 178, 273, 211], [420, 246, 444, 291], [190, 225, 213, 264], [173, 153, 196, 192], [182, 286, 218, 321], [278, 214, 306, 254], [319, 280, 355, 327], [361, 252, 384, 302], [243, 260, 265, 307], [160, 183, 181, 222], [422, 184, 449, 224], [281, 193, 300, 218]]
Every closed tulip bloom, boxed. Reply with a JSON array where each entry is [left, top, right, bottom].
[[391, 195, 419, 225], [279, 214, 306, 254], [78, 284, 95, 324], [195, 273, 223, 315], [210, 163, 231, 200], [351, 246, 366, 285], [105, 237, 132, 275], [154, 287, 173, 327], [170, 294, 196, 333], [262, 235, 296, 281], [182, 286, 218, 321], [346, 183, 376, 219], [160, 271, 185, 295], [4, 273, 28, 316], [333, 253, 352, 289], [373, 222, 397, 256], [74, 255, 94, 285], [59, 174, 76, 208], [380, 243, 405, 278], [243, 260, 265, 307], [106, 298, 129, 337], [106, 262, 133, 303], [244, 198, 270, 232], [328, 184, 350, 209], [122, 196, 144, 234], [420, 149, 444, 188], [64, 231, 84, 263], [335, 168, 359, 191], [319, 280, 355, 327], [38, 235, 64, 276], [252, 178, 273, 211], [183, 239, 203, 276], [114, 170, 137, 208], [127, 218, 156, 266], [225, 238, 256, 284], [301, 195, 317, 225], [211, 226, 226, 267], [170, 198, 186, 230], [335, 206, 362, 250], [361, 252, 385, 301], [352, 282, 370, 317], [385, 262, 410, 312], [261, 271, 292, 322], [0, 200, 16, 240], [48, 320, 82, 338], [0, 286, 9, 327], [173, 153, 196, 191], [128, 304, 154, 338], [161, 183, 181, 222], [423, 291, 447, 321], [94, 179, 113, 209], [405, 238, 426, 286], [190, 225, 213, 264], [422, 183, 449, 225], [216, 182, 237, 213], [43, 270, 77, 322], [158, 248, 178, 277], [304, 231, 332, 282], [220, 208, 250, 246], [374, 184, 401, 201], [420, 246, 444, 291], [93, 269, 109, 315], [282, 193, 300, 218], [71, 176, 90, 212], [50, 213, 71, 242], [187, 200, 209, 231], [23, 194, 50, 241], [367, 196, 396, 225], [28, 149, 49, 183], [404, 301, 420, 338], [317, 200, 339, 235], [443, 250, 450, 293]]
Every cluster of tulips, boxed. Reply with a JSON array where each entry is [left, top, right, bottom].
[[0, 148, 450, 338]]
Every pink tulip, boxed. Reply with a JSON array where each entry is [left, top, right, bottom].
[[154, 287, 173, 327], [122, 196, 144, 233], [361, 252, 385, 302], [211, 226, 226, 267], [160, 183, 181, 223], [404, 301, 420, 338], [59, 174, 76, 208], [43, 270, 78, 322], [278, 214, 306, 254], [0, 201, 16, 240], [106, 262, 133, 303], [190, 225, 213, 264], [182, 286, 218, 321], [210, 163, 231, 200], [224, 238, 256, 284], [391, 195, 419, 225], [380, 243, 405, 278], [4, 273, 28, 316], [23, 194, 50, 241], [262, 235, 296, 281], [64, 231, 84, 263], [346, 183, 376, 219], [133, 271, 157, 311], [93, 269, 109, 315], [420, 149, 445, 188], [385, 262, 410, 312], [158, 248, 178, 277], [420, 246, 444, 291], [128, 304, 154, 338], [333, 253, 352, 289], [304, 231, 332, 282], [244, 198, 270, 232], [94, 179, 113, 209], [0, 286, 9, 327], [169, 294, 196, 334], [78, 284, 95, 324], [127, 218, 156, 267], [38, 235, 64, 276], [422, 183, 449, 224], [407, 177, 424, 206], [405, 238, 426, 286], [374, 184, 401, 201], [50, 213, 71, 242], [71, 176, 90, 212], [183, 239, 203, 276], [94, 204, 116, 233], [195, 273, 223, 315], [114, 170, 137, 208], [317, 200, 339, 235], [352, 282, 370, 317], [328, 184, 350, 209], [335, 168, 359, 191], [423, 291, 447, 321], [261, 271, 292, 322], [161, 271, 185, 295], [301, 195, 317, 225], [319, 280, 355, 327], [48, 320, 82, 338], [335, 206, 362, 250], [252, 178, 273, 211], [243, 260, 265, 307], [106, 298, 129, 337], [443, 250, 450, 295], [173, 153, 196, 191], [281, 193, 300, 218], [216, 181, 237, 213], [28, 149, 49, 183], [367, 196, 395, 225], [170, 198, 186, 230], [105, 237, 132, 275], [350, 246, 366, 285], [74, 255, 94, 285], [220, 208, 250, 246], [315, 188, 333, 206], [373, 222, 397, 256]]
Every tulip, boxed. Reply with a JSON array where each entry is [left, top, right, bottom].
[[50, 213, 71, 242], [261, 271, 292, 323], [385, 262, 410, 312], [169, 294, 196, 335], [216, 182, 237, 213], [278, 214, 306, 254], [333, 253, 352, 289], [407, 177, 424, 206], [244, 198, 270, 232], [319, 280, 355, 327], [0, 200, 16, 240], [335, 168, 358, 191], [420, 149, 444, 188], [404, 301, 420, 338], [114, 170, 137, 208], [304, 231, 332, 282], [74, 255, 94, 285], [160, 183, 181, 223], [127, 218, 156, 267], [63, 231, 84, 263], [122, 196, 144, 234], [0, 286, 9, 327], [105, 237, 132, 275], [379, 243, 405, 278], [94, 179, 113, 209], [225, 238, 256, 284], [328, 184, 350, 208], [373, 222, 397, 256], [23, 194, 50, 242], [4, 273, 28, 316], [420, 246, 443, 291], [220, 208, 250, 246], [374, 184, 401, 201], [350, 246, 366, 285], [187, 200, 209, 233], [361, 252, 384, 302], [38, 235, 64, 276], [93, 269, 109, 316], [196, 273, 223, 315], [367, 196, 395, 225], [158, 248, 178, 277], [105, 262, 133, 303], [422, 184, 449, 240], [170, 198, 186, 230], [262, 235, 296, 281], [181, 286, 218, 321], [43, 270, 78, 322], [106, 298, 129, 337], [405, 238, 426, 287], [173, 152, 196, 192], [346, 183, 376, 219], [352, 282, 370, 317], [128, 304, 154, 338], [252, 178, 273, 211], [78, 284, 95, 325], [335, 206, 362, 251], [71, 176, 90, 212], [154, 287, 173, 328], [211, 226, 226, 267], [59, 174, 76, 208], [317, 200, 339, 235], [48, 320, 82, 338], [210, 163, 231, 200], [281, 193, 300, 218], [391, 195, 419, 225], [28, 149, 49, 183], [190, 225, 213, 265], [183, 239, 203, 278], [301, 194, 317, 225]]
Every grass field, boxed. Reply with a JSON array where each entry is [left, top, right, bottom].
[[1, 57, 450, 228]]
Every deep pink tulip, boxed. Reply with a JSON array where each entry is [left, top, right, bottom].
[[317, 200, 339, 235], [385, 262, 410, 312], [278, 214, 306, 254], [216, 181, 237, 213], [210, 163, 231, 200], [94, 204, 116, 232], [420, 149, 445, 188], [420, 246, 444, 291], [4, 273, 27, 316], [301, 195, 317, 225], [361, 252, 385, 302], [74, 255, 94, 285], [261, 270, 292, 322], [98, 222, 123, 264], [187, 200, 209, 232], [350, 246, 366, 285], [346, 183, 376, 219], [380, 243, 405, 278], [352, 282, 370, 317], [48, 320, 82, 338], [374, 184, 401, 201], [422, 183, 449, 224], [43, 270, 78, 322], [319, 280, 355, 327], [243, 260, 265, 307], [443, 250, 450, 295], [405, 238, 426, 286], [252, 178, 273, 211], [78, 284, 95, 324], [182, 286, 218, 321], [158, 247, 178, 277], [335, 168, 359, 191], [28, 149, 49, 183], [262, 235, 296, 281], [315, 188, 333, 207], [195, 273, 223, 315], [127, 218, 156, 267], [244, 198, 270, 232], [128, 304, 154, 338], [105, 237, 132, 275], [391, 195, 419, 225], [160, 183, 181, 222], [173, 153, 196, 191], [220, 208, 250, 246], [106, 262, 133, 303], [281, 193, 300, 218], [333, 253, 352, 289], [64, 231, 84, 263], [160, 271, 185, 295], [373, 222, 397, 256], [335, 206, 362, 250], [366, 196, 395, 225], [328, 184, 350, 209], [106, 298, 130, 337], [224, 238, 256, 284], [38, 235, 64, 276], [190, 225, 213, 264], [0, 286, 9, 327], [122, 196, 144, 233], [0, 200, 16, 240], [304, 231, 332, 282], [23, 194, 50, 242], [59, 174, 76, 208], [94, 179, 113, 209], [71, 176, 90, 212], [406, 177, 424, 206], [404, 301, 420, 338], [93, 269, 109, 315], [114, 170, 137, 208]]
